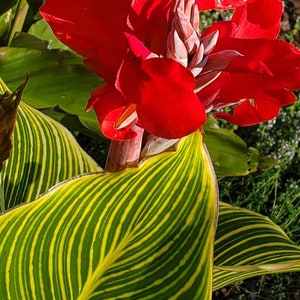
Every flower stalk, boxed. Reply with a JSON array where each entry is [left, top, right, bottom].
[[105, 125, 144, 172]]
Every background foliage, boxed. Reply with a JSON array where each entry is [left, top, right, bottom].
[[214, 99, 300, 300], [211, 1, 300, 298], [0, 0, 299, 299]]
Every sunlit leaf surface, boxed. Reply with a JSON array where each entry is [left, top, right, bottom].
[[0, 131, 217, 299], [213, 203, 300, 290], [0, 100, 100, 211]]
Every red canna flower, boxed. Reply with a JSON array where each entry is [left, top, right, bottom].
[[200, 0, 300, 126], [40, 0, 300, 140]]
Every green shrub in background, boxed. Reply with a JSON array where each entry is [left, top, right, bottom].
[[216, 98, 300, 299]]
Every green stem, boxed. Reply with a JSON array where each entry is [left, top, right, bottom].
[[7, 0, 29, 46]]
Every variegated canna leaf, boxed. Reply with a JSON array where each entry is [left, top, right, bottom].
[[0, 95, 101, 211], [0, 130, 218, 299], [213, 202, 300, 290]]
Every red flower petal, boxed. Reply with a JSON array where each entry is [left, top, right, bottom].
[[128, 0, 174, 55], [226, 56, 273, 76], [231, 0, 283, 39], [213, 38, 300, 90], [118, 56, 206, 138], [202, 0, 282, 40], [87, 85, 137, 140], [125, 33, 154, 59], [195, 0, 257, 11], [214, 90, 296, 126], [40, 0, 131, 84], [101, 107, 138, 140]]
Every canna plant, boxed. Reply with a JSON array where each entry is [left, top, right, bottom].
[[0, 0, 300, 299]]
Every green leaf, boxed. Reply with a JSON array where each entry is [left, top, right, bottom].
[[203, 116, 277, 177], [6, 0, 29, 46], [213, 202, 300, 290], [28, 18, 70, 50], [10, 32, 48, 49], [0, 47, 101, 136], [0, 97, 101, 211], [0, 4, 16, 44], [0, 130, 217, 299]]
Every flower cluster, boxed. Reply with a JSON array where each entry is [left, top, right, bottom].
[[40, 0, 300, 140]]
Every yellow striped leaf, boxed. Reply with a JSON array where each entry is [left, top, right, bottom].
[[0, 100, 101, 211], [213, 202, 300, 290], [0, 130, 217, 299]]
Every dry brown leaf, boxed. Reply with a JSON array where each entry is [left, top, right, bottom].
[[0, 76, 28, 171]]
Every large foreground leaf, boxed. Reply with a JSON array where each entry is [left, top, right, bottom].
[[0, 100, 100, 211], [0, 130, 217, 299], [213, 203, 300, 290]]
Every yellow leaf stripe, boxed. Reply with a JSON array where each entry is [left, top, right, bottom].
[[0, 130, 217, 299], [213, 202, 300, 290], [0, 102, 100, 211]]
